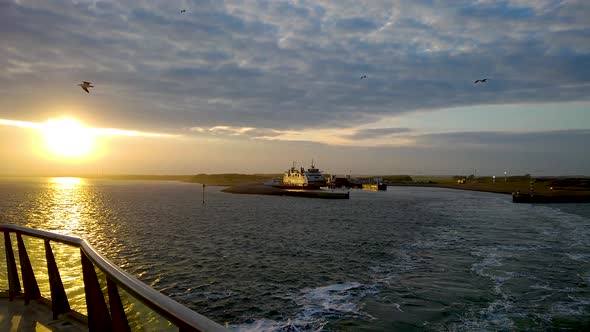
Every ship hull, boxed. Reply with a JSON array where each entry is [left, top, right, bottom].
[[273, 184, 324, 190]]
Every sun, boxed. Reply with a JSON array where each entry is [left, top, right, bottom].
[[42, 118, 96, 158]]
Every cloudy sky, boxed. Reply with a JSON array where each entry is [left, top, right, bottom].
[[1, 0, 589, 175]]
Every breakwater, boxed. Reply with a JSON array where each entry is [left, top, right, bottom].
[[222, 183, 350, 199]]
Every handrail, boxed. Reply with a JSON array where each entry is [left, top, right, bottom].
[[0, 224, 228, 332]]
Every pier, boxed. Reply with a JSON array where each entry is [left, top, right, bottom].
[[222, 183, 350, 199]]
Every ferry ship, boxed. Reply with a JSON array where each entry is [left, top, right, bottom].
[[276, 161, 327, 189]]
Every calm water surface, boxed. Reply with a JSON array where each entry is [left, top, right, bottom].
[[1, 177, 590, 331]]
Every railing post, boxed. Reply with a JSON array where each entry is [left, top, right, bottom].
[[81, 249, 113, 332], [45, 239, 71, 319], [4, 232, 21, 301], [16, 233, 41, 304], [107, 277, 131, 332]]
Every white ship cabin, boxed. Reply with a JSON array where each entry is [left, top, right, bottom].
[[283, 163, 307, 186], [305, 162, 326, 185], [283, 161, 327, 187]]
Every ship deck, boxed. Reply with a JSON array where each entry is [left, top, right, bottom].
[[0, 297, 87, 332]]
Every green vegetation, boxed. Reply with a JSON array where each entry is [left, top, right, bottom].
[[78, 173, 279, 185], [25, 172, 588, 196], [397, 175, 590, 196], [184, 173, 279, 186], [411, 175, 455, 183], [381, 175, 413, 182], [100, 175, 192, 181], [357, 175, 413, 182]]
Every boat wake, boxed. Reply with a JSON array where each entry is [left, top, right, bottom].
[[230, 282, 374, 331]]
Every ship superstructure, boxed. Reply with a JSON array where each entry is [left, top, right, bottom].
[[280, 160, 327, 189]]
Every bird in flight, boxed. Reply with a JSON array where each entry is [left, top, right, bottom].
[[78, 81, 94, 93], [474, 78, 488, 84], [360, 75, 367, 79], [180, 9, 186, 13]]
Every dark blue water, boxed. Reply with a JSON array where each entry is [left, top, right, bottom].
[[1, 177, 589, 331]]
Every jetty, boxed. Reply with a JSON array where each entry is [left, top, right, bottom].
[[222, 183, 350, 199]]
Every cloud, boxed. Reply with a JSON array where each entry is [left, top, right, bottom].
[[185, 124, 590, 158], [343, 127, 412, 140], [333, 17, 378, 32], [0, 118, 175, 137], [0, 0, 589, 133], [415, 129, 590, 152], [188, 124, 416, 147], [0, 118, 43, 129]]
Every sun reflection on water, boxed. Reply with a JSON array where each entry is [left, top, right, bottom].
[[1, 178, 174, 328], [11, 178, 99, 316], [50, 177, 85, 186], [46, 177, 88, 232]]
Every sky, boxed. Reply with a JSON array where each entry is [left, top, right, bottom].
[[1, 0, 589, 176]]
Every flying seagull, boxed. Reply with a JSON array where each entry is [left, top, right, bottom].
[[360, 75, 367, 79], [78, 81, 94, 93], [180, 9, 186, 13], [474, 78, 488, 84]]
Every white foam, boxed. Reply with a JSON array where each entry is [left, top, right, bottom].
[[529, 284, 553, 291], [299, 282, 374, 317], [229, 318, 325, 332], [530, 205, 590, 247], [231, 282, 373, 332], [370, 252, 419, 286], [471, 248, 509, 279], [452, 298, 516, 332], [566, 253, 590, 262], [551, 295, 590, 316]]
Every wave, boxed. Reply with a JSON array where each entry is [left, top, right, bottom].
[[230, 282, 374, 332]]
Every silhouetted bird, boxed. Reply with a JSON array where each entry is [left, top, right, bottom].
[[360, 75, 367, 79], [78, 81, 94, 93], [474, 78, 488, 83], [180, 9, 186, 13]]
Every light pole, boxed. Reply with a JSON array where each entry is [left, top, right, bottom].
[[504, 171, 507, 182]]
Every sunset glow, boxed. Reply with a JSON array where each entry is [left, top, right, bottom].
[[41, 118, 96, 159], [1, 1, 589, 175], [0, 116, 177, 165], [50, 177, 84, 186]]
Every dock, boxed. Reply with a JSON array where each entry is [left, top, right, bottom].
[[222, 183, 350, 199]]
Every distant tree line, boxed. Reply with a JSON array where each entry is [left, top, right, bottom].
[[185, 173, 278, 185], [452, 174, 532, 182], [357, 175, 413, 182]]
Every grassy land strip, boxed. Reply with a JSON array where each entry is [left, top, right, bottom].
[[388, 176, 590, 196], [183, 173, 279, 186]]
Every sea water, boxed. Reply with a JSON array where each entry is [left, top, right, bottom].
[[0, 177, 589, 331]]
